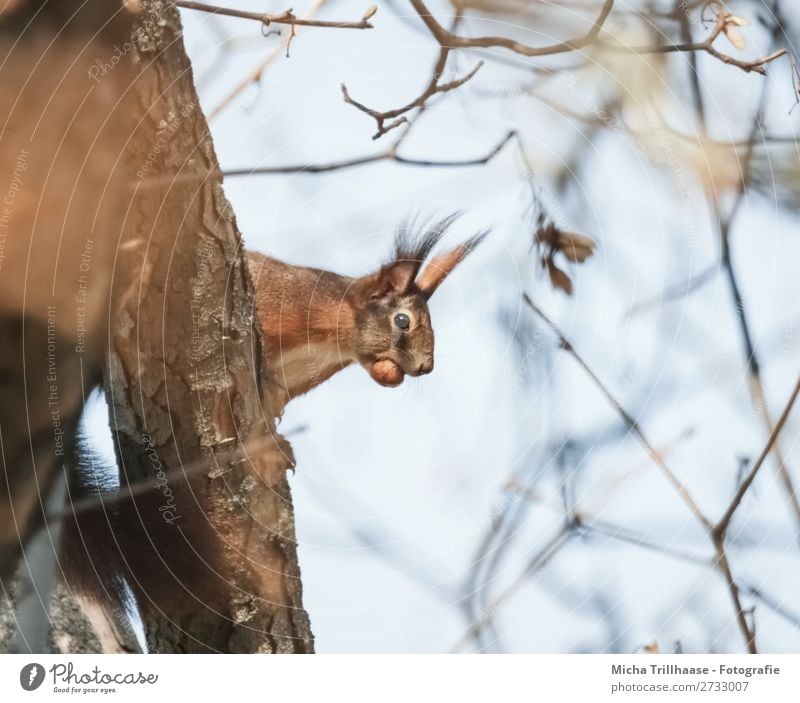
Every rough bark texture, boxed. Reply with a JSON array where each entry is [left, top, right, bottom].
[[48, 584, 102, 654], [104, 0, 313, 653]]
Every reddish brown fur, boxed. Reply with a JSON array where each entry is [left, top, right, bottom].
[[247, 216, 486, 403], [248, 252, 358, 399]]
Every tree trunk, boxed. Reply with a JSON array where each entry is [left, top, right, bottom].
[[106, 0, 313, 653]]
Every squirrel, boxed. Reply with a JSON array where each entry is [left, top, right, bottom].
[[248, 212, 487, 400], [59, 213, 487, 652]]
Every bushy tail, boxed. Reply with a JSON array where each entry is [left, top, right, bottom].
[[59, 436, 226, 645]]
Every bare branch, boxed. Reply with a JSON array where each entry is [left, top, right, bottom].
[[222, 129, 517, 176], [203, 0, 370, 120], [408, 0, 615, 57], [409, 0, 784, 76], [713, 540, 757, 653], [694, 4, 800, 529], [341, 54, 483, 139], [601, 6, 787, 76], [175, 1, 376, 30], [715, 375, 800, 537], [340, 5, 481, 141], [451, 526, 575, 652], [624, 262, 719, 319], [520, 292, 776, 652], [522, 293, 712, 531], [600, 35, 786, 77]]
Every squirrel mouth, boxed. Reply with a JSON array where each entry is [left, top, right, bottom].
[[369, 359, 405, 387]]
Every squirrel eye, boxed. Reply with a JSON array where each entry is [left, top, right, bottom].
[[394, 313, 410, 330]]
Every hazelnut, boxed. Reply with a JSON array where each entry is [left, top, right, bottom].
[[370, 359, 404, 387]]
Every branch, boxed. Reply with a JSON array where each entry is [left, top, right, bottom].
[[409, 0, 784, 76], [341, 54, 483, 139], [624, 261, 719, 319], [206, 0, 329, 120], [744, 584, 800, 628], [451, 526, 575, 652], [697, 3, 800, 529], [601, 37, 786, 77], [175, 1, 376, 30], [663, 0, 790, 652], [598, 8, 786, 76], [713, 542, 756, 653], [522, 293, 712, 531], [714, 375, 800, 538], [439, 0, 794, 657], [222, 128, 517, 176], [394, 129, 515, 165], [522, 293, 761, 652], [340, 8, 484, 140], [408, 0, 615, 57]]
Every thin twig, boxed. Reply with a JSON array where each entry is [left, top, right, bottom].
[[597, 6, 786, 76], [223, 128, 517, 176], [206, 0, 328, 120], [341, 51, 483, 139], [409, 0, 784, 75], [669, 0, 790, 652], [518, 483, 713, 567], [451, 526, 575, 652], [457, 424, 694, 652], [600, 39, 785, 76], [702, 4, 800, 528], [175, 1, 376, 30], [713, 539, 756, 653], [522, 294, 800, 652], [624, 261, 719, 319], [522, 293, 712, 531], [713, 192, 800, 526], [340, 7, 481, 141], [715, 375, 800, 537], [409, 0, 615, 57], [743, 584, 800, 628]]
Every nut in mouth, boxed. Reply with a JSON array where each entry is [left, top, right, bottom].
[[369, 358, 405, 387]]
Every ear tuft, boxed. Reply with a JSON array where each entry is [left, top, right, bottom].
[[416, 227, 491, 297], [393, 211, 464, 265], [362, 212, 466, 299], [354, 213, 481, 301]]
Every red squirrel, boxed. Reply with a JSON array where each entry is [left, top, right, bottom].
[[59, 213, 487, 651], [249, 212, 486, 400]]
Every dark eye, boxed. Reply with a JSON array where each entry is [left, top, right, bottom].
[[394, 313, 410, 330]]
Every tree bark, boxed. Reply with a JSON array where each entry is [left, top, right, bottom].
[[106, 0, 313, 653]]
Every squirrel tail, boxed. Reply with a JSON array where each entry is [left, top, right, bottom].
[[59, 434, 225, 651]]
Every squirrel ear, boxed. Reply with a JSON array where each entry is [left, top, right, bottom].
[[416, 229, 490, 297], [359, 260, 419, 300], [377, 260, 419, 297]]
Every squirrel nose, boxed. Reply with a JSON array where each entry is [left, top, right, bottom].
[[418, 358, 434, 375]]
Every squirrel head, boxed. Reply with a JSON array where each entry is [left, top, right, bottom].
[[349, 213, 489, 387]]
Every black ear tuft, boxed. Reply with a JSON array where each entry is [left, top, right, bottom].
[[392, 211, 464, 268], [357, 213, 469, 300], [461, 227, 492, 256]]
